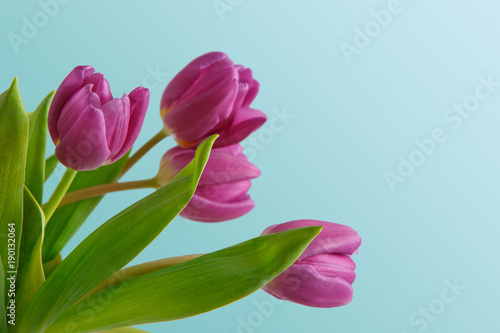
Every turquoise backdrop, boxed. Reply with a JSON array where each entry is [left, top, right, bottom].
[[1, 1, 499, 332]]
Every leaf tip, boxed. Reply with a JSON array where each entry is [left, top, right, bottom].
[[299, 225, 323, 241], [11, 76, 19, 88], [194, 134, 218, 166], [204, 134, 219, 147], [8, 77, 21, 97]]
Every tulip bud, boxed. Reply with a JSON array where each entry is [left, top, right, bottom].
[[157, 144, 260, 222], [261, 220, 361, 308], [160, 52, 266, 148], [48, 66, 149, 171]]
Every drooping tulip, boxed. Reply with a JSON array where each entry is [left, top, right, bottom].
[[157, 144, 260, 222], [261, 220, 361, 308], [48, 66, 149, 171], [160, 52, 266, 148]]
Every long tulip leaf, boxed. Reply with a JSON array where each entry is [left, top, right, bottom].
[[0, 257, 7, 333], [44, 154, 59, 182], [46, 226, 321, 332], [0, 78, 28, 308], [15, 187, 45, 323], [25, 91, 54, 203]]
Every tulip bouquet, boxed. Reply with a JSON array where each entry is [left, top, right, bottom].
[[1, 52, 361, 332]]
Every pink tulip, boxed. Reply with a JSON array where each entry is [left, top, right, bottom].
[[157, 144, 260, 222], [48, 66, 149, 171], [261, 220, 361, 308], [160, 52, 266, 148]]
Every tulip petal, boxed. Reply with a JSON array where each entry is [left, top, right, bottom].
[[101, 94, 130, 160], [298, 254, 356, 284], [180, 193, 255, 222], [196, 180, 252, 202], [173, 63, 236, 108], [84, 72, 113, 104], [161, 52, 232, 108], [235, 65, 253, 83], [243, 79, 259, 107], [261, 220, 362, 259], [48, 66, 94, 143], [160, 144, 260, 185], [262, 263, 354, 308], [235, 66, 259, 107], [198, 146, 260, 185], [164, 74, 238, 143], [57, 84, 101, 140], [55, 105, 110, 171], [227, 66, 252, 115], [111, 87, 149, 163], [214, 107, 267, 147], [220, 143, 244, 155], [159, 146, 195, 178]]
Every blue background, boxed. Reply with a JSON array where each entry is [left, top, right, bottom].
[[2, 1, 499, 332]]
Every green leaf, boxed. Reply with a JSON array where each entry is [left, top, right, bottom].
[[42, 253, 61, 279], [15, 187, 45, 323], [0, 257, 7, 333], [25, 91, 54, 203], [27, 111, 36, 129], [47, 226, 322, 332], [19, 135, 217, 333], [0, 78, 29, 307], [42, 152, 129, 262], [82, 254, 203, 300], [44, 154, 58, 182]]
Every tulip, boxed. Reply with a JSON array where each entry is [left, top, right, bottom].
[[48, 66, 149, 171], [157, 144, 260, 222], [261, 220, 361, 308], [160, 52, 266, 148]]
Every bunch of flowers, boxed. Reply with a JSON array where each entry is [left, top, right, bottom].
[[0, 52, 361, 332]]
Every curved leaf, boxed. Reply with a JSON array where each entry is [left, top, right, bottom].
[[0, 257, 7, 333], [44, 154, 59, 182], [82, 255, 202, 300], [25, 91, 54, 203], [46, 226, 322, 332], [19, 135, 217, 333], [0, 78, 28, 307], [15, 187, 45, 322]]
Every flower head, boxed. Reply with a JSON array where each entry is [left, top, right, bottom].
[[261, 220, 361, 307], [160, 52, 266, 148], [48, 66, 149, 171], [157, 144, 260, 222]]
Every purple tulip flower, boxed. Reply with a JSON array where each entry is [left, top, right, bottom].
[[157, 144, 260, 222], [261, 220, 361, 308], [48, 66, 149, 171], [160, 52, 266, 148]]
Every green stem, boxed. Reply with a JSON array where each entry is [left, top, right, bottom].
[[58, 178, 159, 208], [43, 168, 77, 223], [121, 128, 169, 177]]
